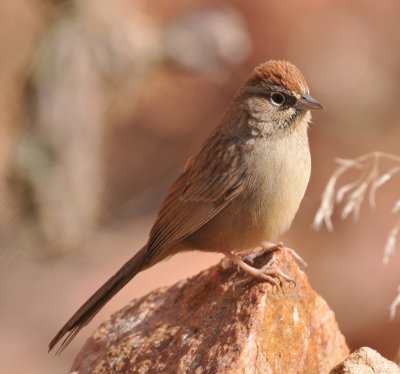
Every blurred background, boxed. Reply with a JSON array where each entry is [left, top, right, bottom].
[[1, 0, 400, 372]]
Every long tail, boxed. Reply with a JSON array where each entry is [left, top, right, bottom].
[[49, 245, 149, 354]]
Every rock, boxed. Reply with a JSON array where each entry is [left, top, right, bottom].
[[330, 346, 400, 374], [71, 248, 349, 373]]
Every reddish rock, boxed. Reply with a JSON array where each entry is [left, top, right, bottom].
[[71, 248, 349, 373], [330, 346, 400, 374]]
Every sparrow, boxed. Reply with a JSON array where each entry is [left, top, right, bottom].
[[49, 60, 322, 353]]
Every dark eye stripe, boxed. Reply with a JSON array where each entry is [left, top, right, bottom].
[[285, 95, 297, 107], [250, 86, 297, 110], [269, 92, 296, 109]]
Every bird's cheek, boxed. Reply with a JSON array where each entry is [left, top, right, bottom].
[[301, 111, 312, 125]]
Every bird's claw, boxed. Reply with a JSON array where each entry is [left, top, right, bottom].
[[223, 251, 295, 287], [260, 241, 307, 271]]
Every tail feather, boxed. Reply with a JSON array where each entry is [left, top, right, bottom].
[[49, 245, 148, 354]]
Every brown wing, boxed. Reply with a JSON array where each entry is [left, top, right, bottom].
[[145, 133, 246, 264]]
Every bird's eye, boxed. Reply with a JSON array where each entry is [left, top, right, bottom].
[[270, 92, 286, 107]]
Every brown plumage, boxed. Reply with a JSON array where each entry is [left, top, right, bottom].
[[49, 60, 322, 354]]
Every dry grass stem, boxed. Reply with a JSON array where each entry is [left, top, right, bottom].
[[392, 199, 400, 214], [313, 152, 400, 230], [313, 152, 400, 317], [390, 286, 400, 321], [383, 219, 400, 265]]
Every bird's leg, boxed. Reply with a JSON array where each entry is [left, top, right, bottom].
[[222, 251, 294, 286], [260, 241, 308, 270]]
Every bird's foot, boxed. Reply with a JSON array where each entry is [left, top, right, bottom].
[[260, 241, 307, 270], [223, 251, 295, 286]]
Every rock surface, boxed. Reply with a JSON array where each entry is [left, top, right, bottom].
[[71, 248, 349, 373], [330, 346, 400, 374]]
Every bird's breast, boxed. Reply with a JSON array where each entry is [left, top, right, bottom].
[[243, 130, 311, 241]]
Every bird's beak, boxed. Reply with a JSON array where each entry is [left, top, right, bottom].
[[295, 94, 323, 111]]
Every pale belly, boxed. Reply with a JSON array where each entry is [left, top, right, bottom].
[[184, 135, 311, 253]]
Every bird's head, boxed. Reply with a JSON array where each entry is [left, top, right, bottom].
[[241, 60, 322, 135]]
